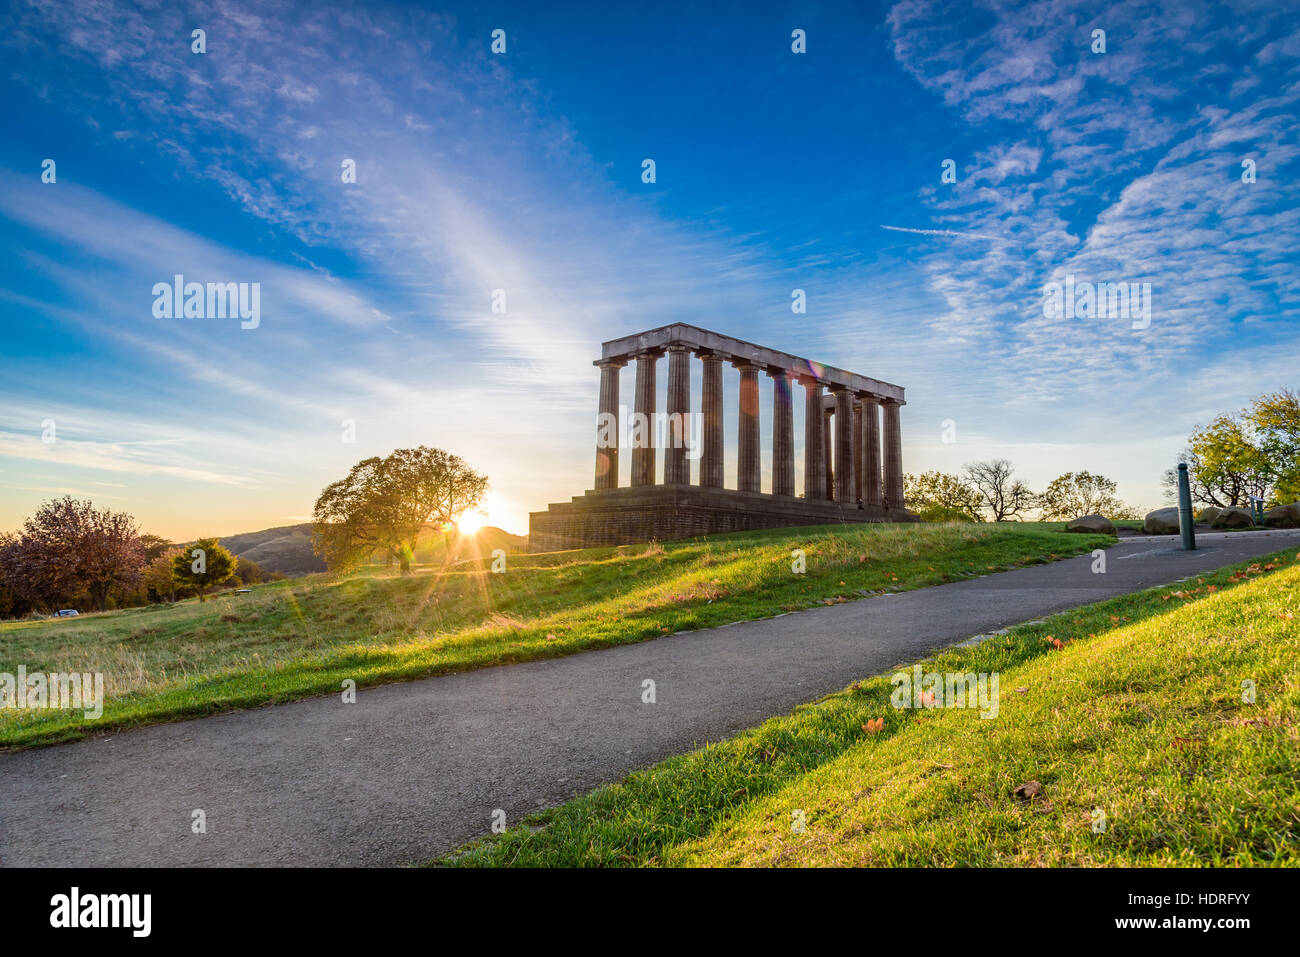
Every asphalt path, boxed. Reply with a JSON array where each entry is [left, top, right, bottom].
[[3, 528, 1297, 867]]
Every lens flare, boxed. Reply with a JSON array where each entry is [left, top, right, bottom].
[[457, 511, 487, 534]]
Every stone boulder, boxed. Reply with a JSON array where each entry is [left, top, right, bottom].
[[1143, 507, 1180, 535], [1211, 507, 1255, 529], [1196, 506, 1222, 524], [1264, 502, 1300, 528], [1066, 513, 1116, 535]]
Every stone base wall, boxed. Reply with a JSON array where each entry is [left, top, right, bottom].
[[528, 486, 915, 552]]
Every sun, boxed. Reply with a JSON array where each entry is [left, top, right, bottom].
[[457, 510, 487, 535]]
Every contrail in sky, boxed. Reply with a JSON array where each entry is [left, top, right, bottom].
[[881, 224, 1006, 241]]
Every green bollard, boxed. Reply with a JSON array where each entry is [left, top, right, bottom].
[[1177, 463, 1196, 551]]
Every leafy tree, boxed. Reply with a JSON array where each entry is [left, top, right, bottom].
[[0, 496, 144, 613], [1249, 388, 1300, 503], [138, 533, 175, 565], [903, 471, 984, 522], [0, 533, 37, 619], [234, 557, 268, 585], [964, 459, 1036, 522], [1164, 413, 1271, 507], [0, 532, 65, 614], [1038, 471, 1137, 520], [171, 538, 237, 602], [313, 446, 489, 573], [143, 546, 189, 603]]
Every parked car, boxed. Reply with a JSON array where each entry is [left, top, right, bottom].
[[55, 609, 79, 617]]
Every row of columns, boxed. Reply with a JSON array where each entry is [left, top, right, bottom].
[[595, 348, 904, 507]]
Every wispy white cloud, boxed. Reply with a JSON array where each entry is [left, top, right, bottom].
[[0, 431, 262, 487], [885, 0, 1300, 394]]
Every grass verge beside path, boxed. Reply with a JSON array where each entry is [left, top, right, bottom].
[[0, 522, 1107, 749], [440, 548, 1300, 867]]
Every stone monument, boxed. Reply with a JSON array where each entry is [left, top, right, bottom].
[[529, 323, 914, 550]]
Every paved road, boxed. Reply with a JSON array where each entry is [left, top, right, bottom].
[[3, 528, 1298, 867]]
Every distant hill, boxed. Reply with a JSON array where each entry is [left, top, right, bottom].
[[213, 522, 527, 577], [218, 524, 326, 576], [413, 525, 528, 564]]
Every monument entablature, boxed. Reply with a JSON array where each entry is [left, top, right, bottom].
[[598, 323, 905, 402]]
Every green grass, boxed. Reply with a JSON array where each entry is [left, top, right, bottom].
[[0, 522, 1110, 749], [439, 548, 1300, 867]]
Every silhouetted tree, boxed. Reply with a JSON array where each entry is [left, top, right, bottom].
[[965, 459, 1036, 522], [313, 446, 488, 573]]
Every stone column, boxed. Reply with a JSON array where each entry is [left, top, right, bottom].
[[861, 395, 882, 507], [699, 352, 724, 488], [664, 345, 691, 485], [881, 397, 904, 509], [594, 358, 624, 489], [823, 408, 835, 500], [801, 378, 825, 499], [852, 400, 864, 504], [769, 369, 794, 496], [833, 387, 855, 503], [735, 361, 761, 493], [631, 351, 659, 487]]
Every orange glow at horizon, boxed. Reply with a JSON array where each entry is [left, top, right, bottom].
[[456, 492, 510, 535], [457, 510, 487, 534]]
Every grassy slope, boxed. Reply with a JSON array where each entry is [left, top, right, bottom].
[[0, 522, 1108, 749], [441, 549, 1300, 867]]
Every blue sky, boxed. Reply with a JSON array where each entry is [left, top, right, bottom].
[[1, 0, 1297, 537]]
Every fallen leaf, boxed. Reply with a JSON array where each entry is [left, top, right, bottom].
[[861, 717, 885, 734]]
